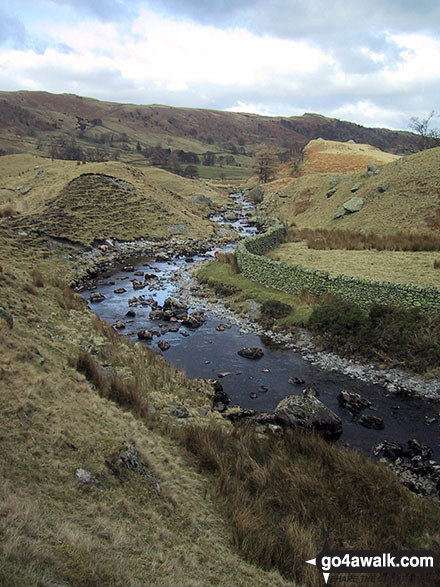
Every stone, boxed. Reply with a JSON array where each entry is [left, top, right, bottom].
[[326, 188, 337, 198], [123, 265, 135, 272], [343, 196, 365, 213], [158, 340, 171, 351], [218, 372, 231, 378], [0, 306, 13, 329], [274, 394, 342, 441], [163, 297, 188, 319], [132, 279, 146, 290], [125, 309, 136, 318], [114, 320, 125, 329], [169, 406, 190, 418], [90, 292, 105, 303], [223, 406, 256, 422], [329, 174, 340, 189], [350, 182, 362, 192], [182, 309, 206, 329], [249, 392, 258, 399], [75, 468, 104, 489], [377, 184, 388, 193], [367, 163, 380, 175], [114, 288, 127, 294], [407, 439, 433, 460], [238, 347, 264, 360], [334, 206, 348, 219], [337, 391, 371, 414], [358, 414, 384, 430], [302, 386, 319, 398], [288, 376, 305, 385], [137, 329, 153, 340], [106, 442, 160, 494]]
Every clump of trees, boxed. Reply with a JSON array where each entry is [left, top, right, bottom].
[[49, 138, 113, 162], [409, 111, 440, 150], [253, 147, 278, 183]]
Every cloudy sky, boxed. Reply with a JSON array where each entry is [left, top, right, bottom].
[[1, 0, 439, 130]]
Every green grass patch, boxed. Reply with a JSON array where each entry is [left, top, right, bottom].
[[197, 261, 313, 325]]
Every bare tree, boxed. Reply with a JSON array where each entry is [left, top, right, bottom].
[[253, 147, 278, 183], [409, 111, 440, 150]]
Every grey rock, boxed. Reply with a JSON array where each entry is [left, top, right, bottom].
[[350, 182, 362, 192], [114, 320, 125, 329], [333, 206, 348, 219], [90, 292, 105, 303], [275, 394, 342, 441], [367, 163, 380, 175], [343, 196, 365, 213], [329, 174, 340, 189], [338, 391, 371, 414], [169, 405, 190, 418], [137, 329, 153, 340], [377, 184, 388, 193], [107, 442, 160, 494], [158, 340, 171, 351], [75, 468, 104, 489]]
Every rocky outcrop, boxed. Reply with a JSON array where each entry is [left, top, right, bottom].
[[274, 393, 342, 441], [106, 442, 160, 494], [374, 439, 440, 500]]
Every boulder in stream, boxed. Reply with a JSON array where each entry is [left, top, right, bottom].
[[274, 394, 342, 441], [338, 390, 371, 414]]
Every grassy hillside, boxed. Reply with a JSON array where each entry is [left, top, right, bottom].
[[0, 154, 231, 245], [262, 146, 440, 235]]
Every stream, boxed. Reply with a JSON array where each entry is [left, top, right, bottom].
[[81, 193, 440, 460]]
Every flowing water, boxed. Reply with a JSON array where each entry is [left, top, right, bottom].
[[81, 193, 440, 459]]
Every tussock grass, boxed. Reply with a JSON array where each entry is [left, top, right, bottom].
[[31, 267, 45, 287], [0, 203, 16, 218], [183, 424, 440, 586], [434, 258, 440, 269], [287, 227, 440, 251]]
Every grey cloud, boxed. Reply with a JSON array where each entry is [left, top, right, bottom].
[[47, 0, 141, 21], [0, 8, 28, 48]]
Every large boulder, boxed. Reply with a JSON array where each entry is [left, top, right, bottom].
[[343, 196, 365, 213], [182, 309, 206, 329], [274, 394, 342, 441]]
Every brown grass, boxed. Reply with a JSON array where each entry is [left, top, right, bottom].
[[0, 203, 16, 218], [54, 286, 85, 311], [183, 424, 440, 586], [293, 200, 311, 215], [215, 251, 239, 273], [434, 258, 440, 269], [287, 227, 440, 251], [31, 267, 45, 287]]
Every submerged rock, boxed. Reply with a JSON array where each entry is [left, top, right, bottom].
[[358, 414, 384, 430], [237, 347, 264, 360]]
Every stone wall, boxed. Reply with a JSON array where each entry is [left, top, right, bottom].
[[236, 225, 440, 311]]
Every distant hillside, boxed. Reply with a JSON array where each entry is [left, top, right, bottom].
[[0, 91, 421, 180], [262, 145, 440, 235]]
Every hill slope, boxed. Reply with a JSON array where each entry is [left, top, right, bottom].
[[262, 145, 440, 235]]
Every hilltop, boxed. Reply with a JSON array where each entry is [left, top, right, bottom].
[[262, 143, 440, 235], [0, 91, 421, 182]]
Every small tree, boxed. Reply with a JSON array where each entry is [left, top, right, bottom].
[[409, 111, 440, 150], [253, 147, 278, 183], [183, 164, 199, 178]]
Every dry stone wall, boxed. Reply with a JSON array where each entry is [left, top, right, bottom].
[[236, 225, 440, 311]]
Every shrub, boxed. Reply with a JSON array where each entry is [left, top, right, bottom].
[[31, 268, 44, 288], [260, 299, 292, 319], [434, 258, 440, 269]]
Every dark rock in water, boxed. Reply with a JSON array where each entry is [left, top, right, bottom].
[[288, 376, 305, 385], [123, 265, 135, 272], [137, 329, 153, 340], [128, 296, 138, 306], [134, 271, 144, 276], [185, 257, 194, 263], [180, 330, 189, 337], [168, 326, 179, 332], [149, 309, 165, 320], [274, 394, 342, 441], [158, 340, 171, 351], [407, 439, 433, 460], [163, 297, 188, 319], [90, 292, 105, 303], [338, 390, 371, 414], [374, 439, 439, 500], [213, 389, 231, 407], [125, 309, 136, 318], [114, 288, 127, 294], [114, 320, 125, 329], [169, 406, 190, 418], [249, 392, 258, 399], [216, 324, 226, 331], [259, 385, 269, 393], [358, 414, 384, 430], [182, 309, 206, 329], [217, 372, 231, 378], [237, 347, 264, 360], [132, 279, 146, 290]]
